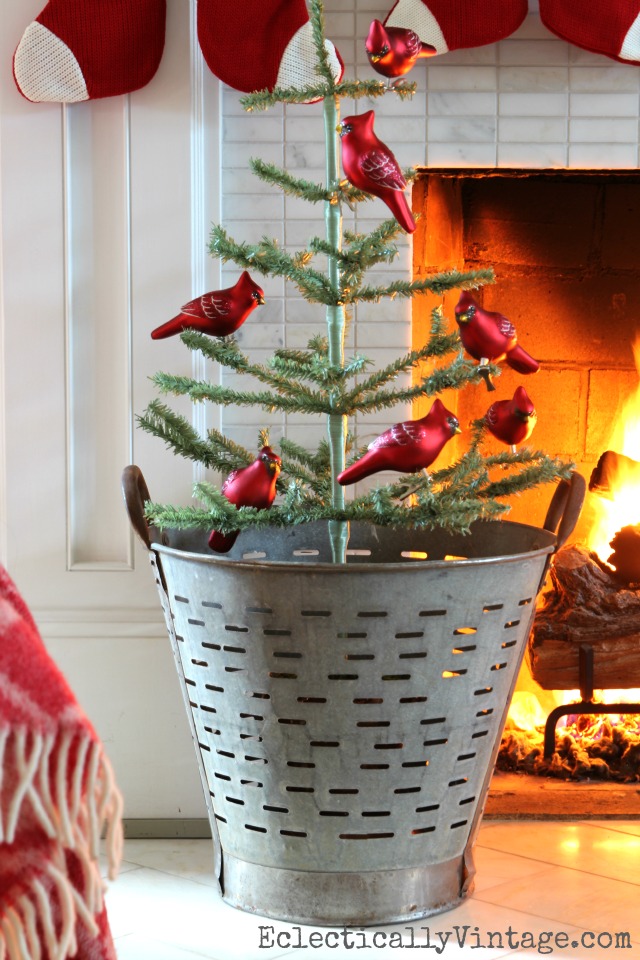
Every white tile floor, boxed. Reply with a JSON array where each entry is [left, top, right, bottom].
[[104, 821, 640, 960]]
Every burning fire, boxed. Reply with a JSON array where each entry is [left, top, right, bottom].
[[589, 336, 640, 563], [499, 349, 640, 778]]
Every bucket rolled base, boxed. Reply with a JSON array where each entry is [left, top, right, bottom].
[[221, 853, 472, 927]]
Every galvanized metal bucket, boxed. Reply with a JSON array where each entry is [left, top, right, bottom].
[[122, 468, 584, 927]]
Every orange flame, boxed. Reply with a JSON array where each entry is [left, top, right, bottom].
[[588, 337, 640, 562]]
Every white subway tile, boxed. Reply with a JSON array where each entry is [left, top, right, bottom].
[[327, 12, 357, 36], [222, 194, 284, 221], [570, 116, 638, 143], [426, 66, 498, 92], [284, 219, 326, 246], [428, 117, 497, 143], [357, 321, 412, 348], [223, 116, 284, 143], [284, 116, 326, 143], [570, 92, 640, 117], [497, 141, 568, 167], [426, 143, 498, 167], [499, 92, 569, 116], [221, 221, 285, 245], [355, 298, 410, 324], [429, 47, 498, 68], [373, 90, 428, 118], [499, 66, 569, 92], [222, 168, 269, 194], [569, 65, 640, 92], [221, 142, 284, 170], [568, 142, 640, 168], [498, 117, 568, 143], [428, 92, 497, 117]]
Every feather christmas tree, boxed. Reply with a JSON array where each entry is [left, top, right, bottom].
[[138, 0, 570, 564]]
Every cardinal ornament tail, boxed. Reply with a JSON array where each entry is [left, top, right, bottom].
[[385, 190, 416, 234], [505, 343, 540, 375], [207, 530, 239, 553], [336, 450, 381, 486], [151, 315, 187, 340]]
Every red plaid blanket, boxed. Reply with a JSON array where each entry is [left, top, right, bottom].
[[0, 565, 122, 959]]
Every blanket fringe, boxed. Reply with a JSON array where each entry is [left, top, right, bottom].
[[0, 725, 123, 959]]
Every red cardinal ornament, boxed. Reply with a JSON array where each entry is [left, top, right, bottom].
[[338, 111, 416, 234], [454, 291, 540, 392], [485, 386, 537, 453], [208, 446, 282, 553], [151, 271, 265, 340], [365, 19, 435, 81], [337, 398, 460, 486]]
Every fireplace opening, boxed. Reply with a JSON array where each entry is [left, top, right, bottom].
[[412, 170, 640, 816]]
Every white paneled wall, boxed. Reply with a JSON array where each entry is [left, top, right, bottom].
[[1, 0, 639, 818]]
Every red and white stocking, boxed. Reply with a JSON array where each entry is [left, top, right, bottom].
[[540, 0, 640, 64], [384, 0, 528, 55], [197, 0, 343, 96], [13, 0, 166, 103]]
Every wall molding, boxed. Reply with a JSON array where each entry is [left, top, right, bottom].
[[36, 608, 166, 639]]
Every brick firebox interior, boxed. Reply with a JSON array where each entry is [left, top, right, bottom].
[[412, 170, 640, 544]]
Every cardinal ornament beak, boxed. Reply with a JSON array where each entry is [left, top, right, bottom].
[[256, 293, 266, 305]]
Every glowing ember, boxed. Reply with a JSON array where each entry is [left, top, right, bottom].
[[500, 689, 640, 780], [589, 337, 640, 563]]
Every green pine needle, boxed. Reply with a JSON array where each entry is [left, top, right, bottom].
[[250, 159, 332, 203]]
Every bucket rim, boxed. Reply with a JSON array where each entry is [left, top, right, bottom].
[[150, 518, 557, 574]]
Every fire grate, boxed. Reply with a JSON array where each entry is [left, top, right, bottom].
[[543, 644, 640, 759]]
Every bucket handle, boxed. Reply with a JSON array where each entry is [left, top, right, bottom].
[[542, 470, 586, 553], [121, 465, 152, 550]]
